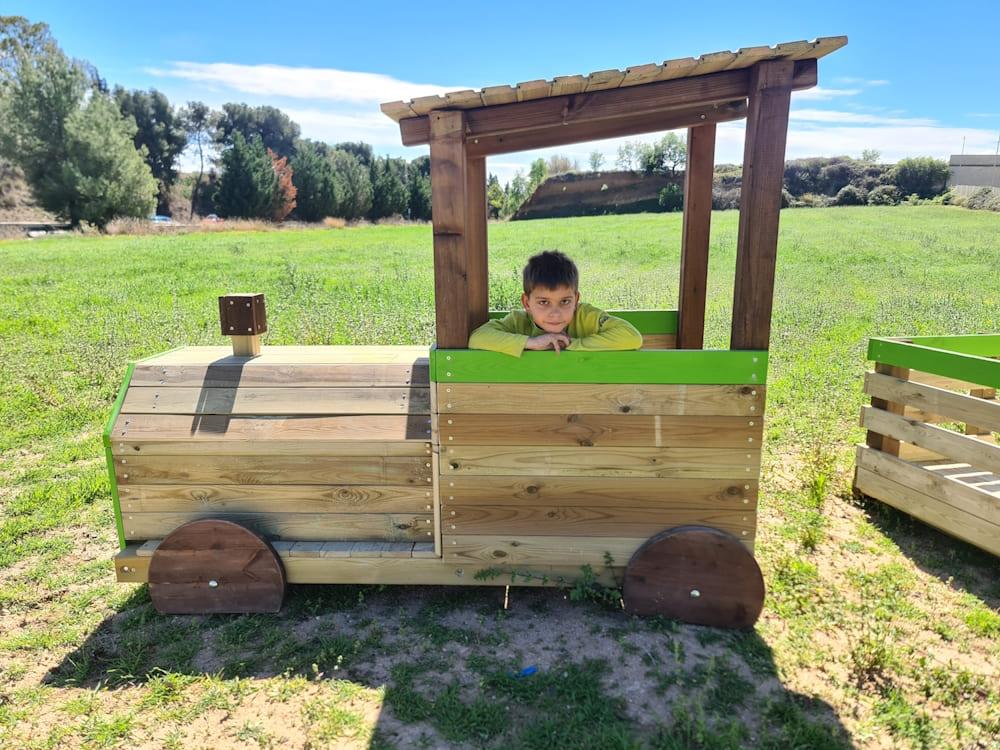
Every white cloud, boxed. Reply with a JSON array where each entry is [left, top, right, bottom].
[[792, 86, 861, 101], [790, 109, 938, 127], [146, 61, 465, 104], [280, 107, 402, 146], [833, 77, 890, 86]]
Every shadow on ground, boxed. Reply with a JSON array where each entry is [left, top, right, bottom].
[[44, 581, 855, 749]]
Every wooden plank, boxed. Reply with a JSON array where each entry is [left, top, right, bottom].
[[118, 484, 434, 514], [289, 541, 326, 557], [440, 414, 761, 447], [730, 60, 795, 351], [111, 414, 433, 447], [619, 63, 664, 86], [381, 542, 416, 558], [441, 445, 760, 479], [438, 383, 765, 416], [116, 545, 622, 586], [121, 386, 430, 416], [584, 68, 625, 92], [464, 99, 747, 159], [444, 505, 755, 538], [430, 110, 470, 349], [689, 51, 739, 76], [429, 372, 443, 556], [865, 372, 1000, 434], [114, 439, 431, 457], [515, 79, 551, 102], [440, 476, 757, 508], [122, 512, 432, 542], [115, 455, 432, 486], [466, 155, 489, 333], [143, 345, 431, 366], [321, 541, 354, 557], [677, 123, 716, 349], [854, 467, 1000, 556], [857, 446, 1000, 526], [444, 534, 645, 566], [400, 61, 817, 147], [966, 388, 997, 435], [130, 362, 429, 388], [640, 333, 677, 350], [550, 75, 587, 96], [861, 406, 1000, 476], [444, 89, 484, 108], [725, 45, 779, 70], [349, 541, 383, 557], [867, 364, 910, 455], [907, 370, 987, 392], [380, 101, 418, 121], [137, 540, 159, 557], [409, 94, 448, 115], [480, 85, 517, 106], [411, 542, 437, 558], [898, 443, 947, 462]]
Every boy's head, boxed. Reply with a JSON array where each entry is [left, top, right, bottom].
[[521, 250, 580, 333]]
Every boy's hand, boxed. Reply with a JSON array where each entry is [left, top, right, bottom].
[[525, 332, 571, 353]]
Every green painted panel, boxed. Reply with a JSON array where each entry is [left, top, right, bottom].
[[903, 334, 1000, 358], [868, 338, 1000, 389], [103, 362, 135, 551], [487, 309, 678, 334], [432, 348, 767, 384]]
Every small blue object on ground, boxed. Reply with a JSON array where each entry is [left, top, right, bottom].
[[515, 666, 538, 678]]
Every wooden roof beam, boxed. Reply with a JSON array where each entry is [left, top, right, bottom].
[[465, 100, 747, 158], [399, 59, 816, 147]]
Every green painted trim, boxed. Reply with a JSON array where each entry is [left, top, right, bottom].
[[868, 338, 1000, 389], [901, 334, 1000, 358], [103, 362, 135, 550], [432, 348, 767, 384], [487, 309, 678, 334]]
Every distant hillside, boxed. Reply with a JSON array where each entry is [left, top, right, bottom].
[[513, 171, 679, 220]]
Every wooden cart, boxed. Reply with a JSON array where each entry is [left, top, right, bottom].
[[107, 36, 848, 627], [855, 335, 1000, 556]]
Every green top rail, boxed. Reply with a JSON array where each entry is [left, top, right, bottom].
[[868, 335, 1000, 390]]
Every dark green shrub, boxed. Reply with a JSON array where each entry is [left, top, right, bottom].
[[658, 182, 683, 211], [712, 185, 740, 210], [867, 184, 900, 206], [890, 157, 949, 199], [835, 185, 867, 205], [965, 186, 1000, 211]]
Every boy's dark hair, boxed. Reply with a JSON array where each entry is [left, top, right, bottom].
[[523, 250, 579, 294]]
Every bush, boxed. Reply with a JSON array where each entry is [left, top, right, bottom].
[[795, 193, 831, 208], [890, 157, 949, 199], [834, 185, 867, 206], [657, 183, 683, 212], [711, 185, 740, 210], [965, 186, 1000, 211], [867, 185, 900, 206], [781, 189, 792, 208]]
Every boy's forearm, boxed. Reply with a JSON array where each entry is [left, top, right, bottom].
[[567, 318, 643, 351], [468, 323, 529, 357]]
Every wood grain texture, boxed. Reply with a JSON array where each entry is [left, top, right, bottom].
[[124, 511, 433, 542], [442, 533, 646, 566], [678, 124, 716, 349], [143, 346, 431, 366], [118, 483, 434, 514], [865, 372, 1000, 434], [440, 414, 761, 447], [730, 60, 795, 351], [130, 361, 429, 388], [622, 525, 764, 627], [640, 334, 678, 350], [440, 476, 757, 508], [855, 467, 1000, 556], [856, 446, 999, 526], [111, 414, 432, 445], [444, 504, 755, 538], [466, 155, 489, 333], [438, 383, 765, 416], [121, 386, 430, 416], [115, 454, 432, 486], [148, 519, 286, 614], [430, 110, 470, 348], [441, 445, 760, 478], [866, 364, 910, 455]]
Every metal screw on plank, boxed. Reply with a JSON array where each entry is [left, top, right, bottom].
[[209, 579, 219, 588], [690, 589, 701, 598], [455, 569, 464, 577], [121, 566, 131, 573]]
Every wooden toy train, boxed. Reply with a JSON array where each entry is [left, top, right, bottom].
[[105, 37, 849, 627]]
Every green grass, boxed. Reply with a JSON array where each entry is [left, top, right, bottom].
[[1, 206, 999, 748]]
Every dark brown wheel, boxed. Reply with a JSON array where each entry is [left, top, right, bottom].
[[148, 519, 286, 615], [623, 525, 764, 628]]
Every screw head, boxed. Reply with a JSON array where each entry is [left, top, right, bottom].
[[690, 589, 701, 598], [208, 579, 219, 588]]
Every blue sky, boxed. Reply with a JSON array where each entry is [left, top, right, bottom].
[[9, 0, 1000, 183]]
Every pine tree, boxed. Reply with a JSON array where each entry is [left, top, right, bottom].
[[214, 132, 278, 218], [290, 140, 340, 221], [329, 149, 372, 220]]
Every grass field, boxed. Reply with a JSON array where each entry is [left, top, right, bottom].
[[1, 206, 998, 749]]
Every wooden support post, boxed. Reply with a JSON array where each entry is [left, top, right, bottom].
[[218, 293, 266, 357], [730, 60, 794, 351], [466, 155, 489, 332], [866, 363, 910, 456], [965, 387, 997, 436], [677, 123, 716, 349], [430, 111, 471, 349]]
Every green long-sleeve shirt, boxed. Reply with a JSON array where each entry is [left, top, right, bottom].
[[467, 303, 643, 357]]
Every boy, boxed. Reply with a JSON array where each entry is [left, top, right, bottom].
[[468, 250, 643, 357]]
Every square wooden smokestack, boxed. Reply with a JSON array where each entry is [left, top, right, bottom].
[[219, 293, 267, 356]]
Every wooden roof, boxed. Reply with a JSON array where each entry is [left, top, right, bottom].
[[380, 36, 846, 123]]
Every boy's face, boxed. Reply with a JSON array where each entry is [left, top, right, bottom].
[[521, 284, 579, 333]]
